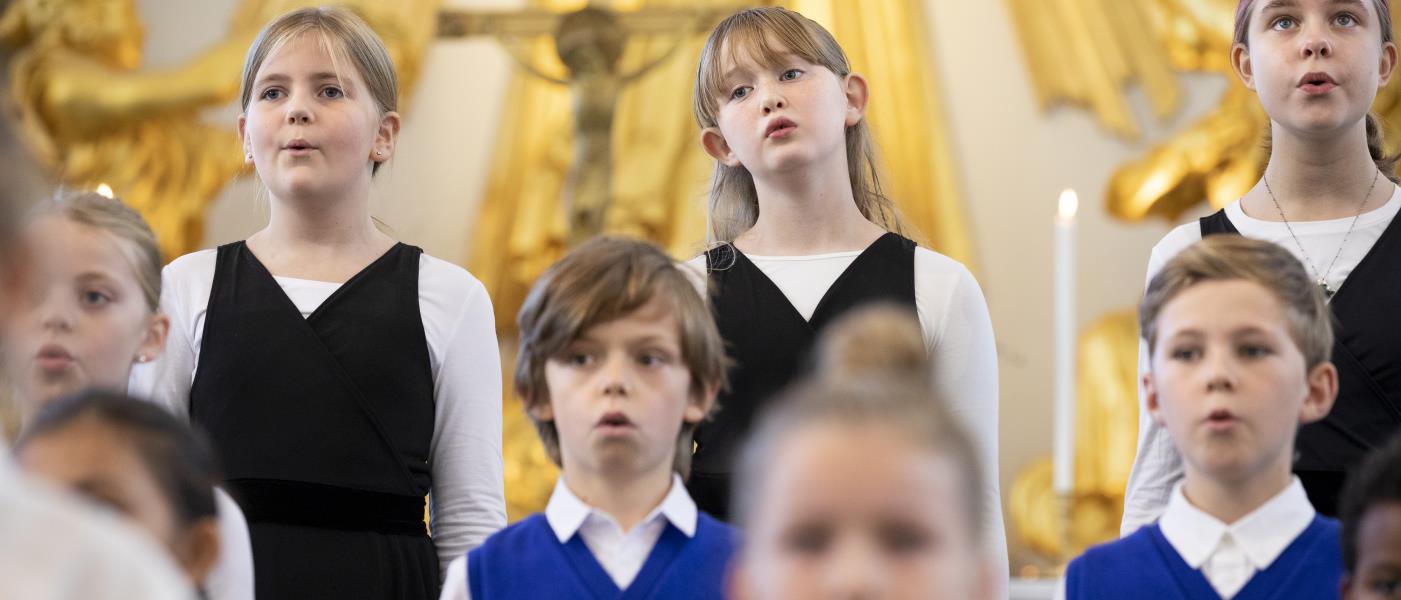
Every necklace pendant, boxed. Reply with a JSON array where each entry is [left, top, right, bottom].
[[1320, 280, 1335, 299]]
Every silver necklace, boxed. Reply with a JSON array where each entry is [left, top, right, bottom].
[[1262, 169, 1379, 300]]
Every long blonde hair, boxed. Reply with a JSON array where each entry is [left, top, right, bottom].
[[239, 6, 398, 175], [693, 7, 907, 244]]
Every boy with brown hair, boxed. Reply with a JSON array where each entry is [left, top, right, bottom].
[[1066, 236, 1342, 599], [439, 236, 733, 600]]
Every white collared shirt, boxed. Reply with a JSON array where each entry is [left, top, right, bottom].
[[1058, 478, 1316, 600], [1159, 478, 1315, 599], [438, 474, 698, 600]]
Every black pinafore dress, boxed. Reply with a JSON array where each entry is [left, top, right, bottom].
[[190, 242, 438, 599], [1201, 211, 1401, 515], [688, 233, 919, 521]]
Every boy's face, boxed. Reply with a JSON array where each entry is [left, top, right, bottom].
[[535, 296, 709, 480], [1145, 279, 1336, 484], [1345, 501, 1401, 600]]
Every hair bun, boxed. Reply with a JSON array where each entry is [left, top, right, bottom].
[[813, 303, 929, 383]]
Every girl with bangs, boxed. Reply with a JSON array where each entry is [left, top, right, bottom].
[[684, 6, 1005, 580]]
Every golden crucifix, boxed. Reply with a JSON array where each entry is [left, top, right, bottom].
[[438, 1, 753, 244]]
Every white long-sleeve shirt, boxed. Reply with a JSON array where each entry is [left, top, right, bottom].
[[685, 245, 1008, 583], [206, 488, 254, 600], [1121, 186, 1401, 535], [130, 248, 507, 575]]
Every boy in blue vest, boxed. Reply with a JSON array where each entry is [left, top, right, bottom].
[[1340, 433, 1401, 600], [1065, 236, 1341, 599], [439, 236, 733, 600]]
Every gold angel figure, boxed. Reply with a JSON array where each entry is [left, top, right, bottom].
[[0, 0, 438, 260]]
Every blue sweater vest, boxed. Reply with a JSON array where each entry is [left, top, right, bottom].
[[1065, 515, 1341, 599], [467, 512, 736, 599]]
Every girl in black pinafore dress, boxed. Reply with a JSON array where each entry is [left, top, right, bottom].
[[130, 8, 505, 599], [684, 9, 1006, 579]]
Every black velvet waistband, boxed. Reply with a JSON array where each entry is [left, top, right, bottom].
[[230, 478, 427, 537]]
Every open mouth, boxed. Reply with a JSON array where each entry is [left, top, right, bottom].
[[1205, 409, 1239, 430], [34, 344, 73, 372], [596, 411, 635, 431], [766, 118, 797, 139], [283, 139, 318, 153], [1298, 72, 1338, 94]]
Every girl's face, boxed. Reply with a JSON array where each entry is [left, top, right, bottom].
[[1234, 0, 1397, 137], [735, 423, 992, 600], [239, 32, 399, 203], [701, 39, 866, 179], [2, 216, 167, 411], [16, 418, 219, 584]]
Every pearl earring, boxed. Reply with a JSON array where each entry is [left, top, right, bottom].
[[135, 355, 149, 363]]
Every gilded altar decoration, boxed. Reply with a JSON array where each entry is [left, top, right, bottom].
[[468, 0, 976, 518], [0, 0, 438, 260], [1008, 0, 1401, 222]]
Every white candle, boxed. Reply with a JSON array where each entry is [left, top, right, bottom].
[[1053, 189, 1078, 496]]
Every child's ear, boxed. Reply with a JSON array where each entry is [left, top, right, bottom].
[[684, 382, 720, 425], [174, 518, 222, 586], [525, 395, 555, 423], [1299, 361, 1339, 425], [372, 111, 402, 163], [843, 73, 869, 128], [1380, 41, 1398, 87], [135, 312, 171, 366], [1144, 371, 1167, 426], [701, 127, 741, 167], [237, 114, 253, 165], [1232, 43, 1257, 90]]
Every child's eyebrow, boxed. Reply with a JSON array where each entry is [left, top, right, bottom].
[[254, 72, 346, 87], [74, 271, 119, 285], [254, 73, 290, 87], [1260, 0, 1299, 11]]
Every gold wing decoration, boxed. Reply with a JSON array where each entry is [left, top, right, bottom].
[[1, 0, 439, 260], [1009, 0, 1401, 222]]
